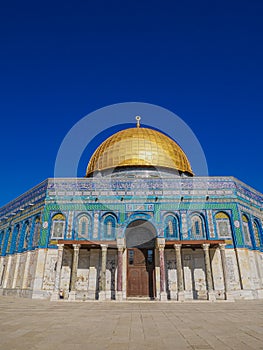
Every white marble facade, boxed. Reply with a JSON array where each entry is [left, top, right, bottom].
[[1, 245, 262, 301]]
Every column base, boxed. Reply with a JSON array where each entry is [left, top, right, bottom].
[[225, 292, 235, 301], [99, 291, 106, 301], [160, 291, 167, 301], [116, 291, 124, 301], [208, 291, 216, 301], [177, 291, 185, 301], [87, 291, 96, 300], [50, 291, 59, 301], [68, 291, 77, 301]]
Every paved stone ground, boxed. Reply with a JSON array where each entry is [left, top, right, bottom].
[[0, 297, 263, 350]]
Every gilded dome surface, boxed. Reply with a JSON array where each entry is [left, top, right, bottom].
[[86, 121, 193, 176]]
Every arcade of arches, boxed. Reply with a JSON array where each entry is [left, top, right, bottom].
[[54, 219, 229, 301]]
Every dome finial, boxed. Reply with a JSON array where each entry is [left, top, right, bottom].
[[135, 116, 141, 128]]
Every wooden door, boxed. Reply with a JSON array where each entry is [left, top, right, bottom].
[[127, 248, 155, 298]]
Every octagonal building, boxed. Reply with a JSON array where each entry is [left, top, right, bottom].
[[0, 117, 262, 301]]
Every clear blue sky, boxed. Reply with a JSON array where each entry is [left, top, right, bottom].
[[1, 0, 263, 207]]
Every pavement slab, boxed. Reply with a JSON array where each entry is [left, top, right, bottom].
[[0, 297, 262, 350]]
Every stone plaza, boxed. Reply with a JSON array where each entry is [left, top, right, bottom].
[[0, 296, 262, 350]]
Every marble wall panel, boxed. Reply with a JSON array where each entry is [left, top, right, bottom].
[[42, 250, 57, 290], [6, 255, 16, 289], [210, 248, 224, 294], [76, 249, 90, 291], [16, 253, 26, 288], [27, 251, 37, 289]]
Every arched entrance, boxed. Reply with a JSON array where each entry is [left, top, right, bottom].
[[125, 220, 156, 298]]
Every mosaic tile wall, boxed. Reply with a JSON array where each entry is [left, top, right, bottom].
[[0, 176, 262, 256]]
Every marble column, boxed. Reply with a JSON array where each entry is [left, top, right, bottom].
[[202, 243, 216, 301], [51, 244, 64, 301], [219, 243, 233, 300], [174, 244, 185, 301], [157, 238, 167, 301], [69, 244, 81, 300], [116, 246, 124, 301], [99, 244, 108, 301]]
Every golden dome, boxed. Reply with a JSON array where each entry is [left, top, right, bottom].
[[86, 120, 193, 176]]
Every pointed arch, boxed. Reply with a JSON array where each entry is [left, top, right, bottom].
[[190, 213, 206, 239], [241, 214, 252, 246], [51, 213, 66, 239], [6, 227, 13, 253], [252, 219, 262, 248], [103, 214, 116, 239], [23, 221, 30, 250], [215, 211, 232, 238], [2, 228, 11, 255], [32, 216, 41, 247], [75, 214, 91, 239], [11, 224, 20, 253], [0, 230, 4, 255], [164, 214, 179, 239]]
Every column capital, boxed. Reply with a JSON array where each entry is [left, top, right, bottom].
[[174, 243, 182, 250], [72, 244, 81, 251], [117, 238, 125, 250], [202, 243, 210, 251], [57, 244, 64, 251], [219, 243, 226, 250], [156, 238, 165, 249], [100, 244, 108, 251]]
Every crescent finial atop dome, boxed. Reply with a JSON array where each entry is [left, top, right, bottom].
[[135, 116, 141, 128]]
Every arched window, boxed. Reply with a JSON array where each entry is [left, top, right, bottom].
[[51, 213, 66, 239], [104, 215, 116, 239], [12, 224, 20, 253], [15, 225, 21, 252], [164, 215, 178, 239], [190, 215, 205, 239], [252, 220, 261, 248], [215, 212, 232, 238], [0, 230, 4, 255], [32, 217, 41, 247], [23, 221, 30, 249], [2, 228, 11, 255], [242, 214, 252, 246], [76, 215, 90, 239], [6, 228, 12, 253]]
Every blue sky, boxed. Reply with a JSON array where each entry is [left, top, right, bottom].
[[0, 0, 263, 206]]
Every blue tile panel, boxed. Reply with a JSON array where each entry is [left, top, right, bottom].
[[0, 176, 262, 255]]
